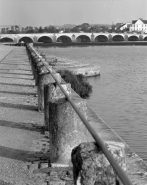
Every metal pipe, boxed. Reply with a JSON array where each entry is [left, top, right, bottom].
[[27, 44, 133, 185]]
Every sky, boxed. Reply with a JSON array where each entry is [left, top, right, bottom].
[[0, 0, 147, 27]]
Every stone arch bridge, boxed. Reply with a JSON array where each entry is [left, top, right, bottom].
[[1, 33, 147, 43]]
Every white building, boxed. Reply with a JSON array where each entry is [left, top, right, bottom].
[[129, 18, 147, 32]]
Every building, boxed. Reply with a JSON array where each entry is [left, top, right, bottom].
[[115, 23, 124, 30], [119, 23, 131, 31], [115, 23, 131, 31], [129, 18, 147, 32]]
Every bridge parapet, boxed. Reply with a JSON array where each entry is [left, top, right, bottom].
[[1, 33, 147, 43]]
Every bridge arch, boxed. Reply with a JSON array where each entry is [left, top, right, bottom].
[[57, 35, 72, 43], [128, 36, 139, 41], [143, 36, 147, 41], [0, 37, 14, 42], [37, 36, 53, 43], [95, 35, 108, 42], [76, 35, 91, 43], [112, 35, 124, 41], [19, 37, 33, 43]]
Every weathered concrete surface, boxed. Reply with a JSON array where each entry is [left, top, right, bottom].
[[49, 97, 90, 165], [0, 46, 50, 185], [37, 72, 61, 111], [0, 45, 15, 61]]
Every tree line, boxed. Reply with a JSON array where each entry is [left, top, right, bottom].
[[1, 23, 129, 34]]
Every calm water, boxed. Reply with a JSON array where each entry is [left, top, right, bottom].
[[39, 45, 147, 161]]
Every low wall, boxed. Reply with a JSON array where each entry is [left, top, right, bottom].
[[33, 41, 147, 47], [26, 44, 147, 185], [38, 52, 100, 77]]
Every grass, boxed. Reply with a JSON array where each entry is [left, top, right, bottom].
[[58, 70, 92, 99]]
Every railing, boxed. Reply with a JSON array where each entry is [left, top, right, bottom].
[[26, 43, 133, 185]]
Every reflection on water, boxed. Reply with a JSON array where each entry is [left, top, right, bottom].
[[39, 46, 147, 161]]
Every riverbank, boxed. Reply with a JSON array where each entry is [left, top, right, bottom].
[[3, 41, 147, 47], [34, 41, 147, 47]]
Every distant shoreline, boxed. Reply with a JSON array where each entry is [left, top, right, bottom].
[[33, 41, 147, 47], [3, 41, 147, 47]]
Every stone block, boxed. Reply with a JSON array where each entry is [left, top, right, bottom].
[[49, 98, 92, 165], [44, 83, 71, 130], [28, 163, 39, 172], [37, 72, 61, 111], [50, 83, 71, 101], [71, 142, 126, 185], [39, 162, 49, 169], [73, 65, 100, 77]]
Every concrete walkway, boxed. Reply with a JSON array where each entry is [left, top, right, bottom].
[[0, 45, 49, 185], [1, 45, 147, 185]]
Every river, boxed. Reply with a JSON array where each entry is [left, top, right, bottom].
[[38, 45, 147, 161]]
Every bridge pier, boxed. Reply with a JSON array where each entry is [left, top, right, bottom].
[[33, 36, 37, 43], [72, 34, 76, 43], [139, 34, 143, 41], [52, 34, 57, 43], [108, 34, 112, 42], [91, 33, 95, 43], [124, 34, 128, 41]]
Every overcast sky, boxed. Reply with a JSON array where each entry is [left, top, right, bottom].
[[0, 0, 147, 27]]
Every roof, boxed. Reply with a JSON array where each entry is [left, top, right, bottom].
[[115, 23, 123, 28], [132, 18, 147, 24], [115, 23, 126, 30]]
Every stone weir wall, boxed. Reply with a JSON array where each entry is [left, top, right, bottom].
[[26, 43, 147, 185], [37, 51, 100, 77]]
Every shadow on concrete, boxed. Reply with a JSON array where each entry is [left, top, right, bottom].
[[0, 102, 38, 111], [0, 145, 43, 162], [0, 68, 32, 71], [0, 90, 36, 96], [0, 82, 34, 87], [0, 63, 30, 66], [0, 76, 33, 80], [0, 120, 43, 132], [0, 72, 33, 76]]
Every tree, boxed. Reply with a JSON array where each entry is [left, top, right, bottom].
[[1, 28, 6, 34], [34, 27, 39, 33], [38, 26, 43, 33], [71, 26, 80, 33], [21, 27, 25, 33], [48, 26, 56, 33], [92, 25, 101, 33], [44, 26, 49, 33], [81, 23, 90, 32]]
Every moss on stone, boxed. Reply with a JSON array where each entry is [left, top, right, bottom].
[[58, 70, 92, 99]]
